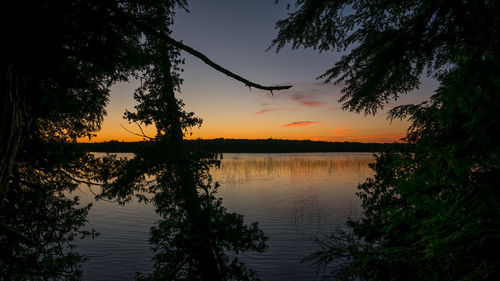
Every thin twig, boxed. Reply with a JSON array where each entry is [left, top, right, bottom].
[[55, 171, 119, 202], [86, 185, 117, 203], [120, 124, 154, 140], [134, 121, 153, 140], [56, 170, 104, 186]]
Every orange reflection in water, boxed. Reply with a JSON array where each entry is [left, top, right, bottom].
[[211, 153, 375, 232], [71, 152, 376, 281], [212, 152, 374, 186]]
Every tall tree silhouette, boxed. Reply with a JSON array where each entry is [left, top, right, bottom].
[[272, 0, 499, 280], [99, 39, 267, 281], [1, 1, 288, 280], [1, 0, 290, 201]]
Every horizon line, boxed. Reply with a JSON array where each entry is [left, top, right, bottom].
[[78, 137, 404, 144]]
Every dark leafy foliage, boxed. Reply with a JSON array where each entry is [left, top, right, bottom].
[[2, 1, 267, 280], [272, 0, 499, 115], [101, 33, 268, 280], [273, 1, 500, 280], [0, 140, 118, 280], [2, 0, 189, 141], [3, 0, 271, 278]]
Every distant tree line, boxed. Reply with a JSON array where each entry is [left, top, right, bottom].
[[77, 139, 409, 153]]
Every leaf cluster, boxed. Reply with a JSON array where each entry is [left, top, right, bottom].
[[275, 1, 500, 280], [272, 0, 499, 114], [102, 29, 268, 280], [1, 1, 191, 279]]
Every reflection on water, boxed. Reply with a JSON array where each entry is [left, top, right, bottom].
[[76, 152, 374, 280], [214, 153, 373, 281], [215, 153, 371, 184]]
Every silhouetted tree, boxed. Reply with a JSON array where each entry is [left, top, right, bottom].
[[98, 27, 268, 281], [1, 0, 290, 200], [273, 1, 500, 280], [1, 1, 187, 279], [1, 1, 288, 280], [0, 147, 103, 280]]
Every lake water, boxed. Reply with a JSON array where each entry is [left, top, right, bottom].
[[74, 153, 374, 280]]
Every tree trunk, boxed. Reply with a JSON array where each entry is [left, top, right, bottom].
[[161, 62, 225, 281], [0, 63, 24, 203]]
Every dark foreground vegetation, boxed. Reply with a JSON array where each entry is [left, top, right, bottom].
[[78, 139, 408, 153], [273, 1, 500, 280], [1, 0, 498, 281], [1, 1, 273, 280]]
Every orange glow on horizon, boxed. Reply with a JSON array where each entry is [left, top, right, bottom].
[[79, 130, 405, 144]]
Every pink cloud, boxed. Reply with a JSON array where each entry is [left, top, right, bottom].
[[255, 108, 297, 114], [282, 121, 321, 128], [293, 97, 329, 107]]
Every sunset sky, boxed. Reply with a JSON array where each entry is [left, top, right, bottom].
[[87, 0, 437, 143]]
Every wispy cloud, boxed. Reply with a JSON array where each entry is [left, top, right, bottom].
[[293, 96, 329, 107], [285, 82, 344, 97], [254, 108, 297, 114], [257, 81, 343, 103], [282, 121, 320, 127]]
